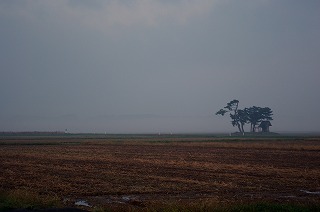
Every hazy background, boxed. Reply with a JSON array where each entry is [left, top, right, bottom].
[[1, 0, 319, 133]]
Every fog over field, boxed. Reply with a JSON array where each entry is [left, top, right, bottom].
[[1, 0, 319, 133]]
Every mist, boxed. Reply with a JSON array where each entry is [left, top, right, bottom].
[[1, 0, 320, 133]]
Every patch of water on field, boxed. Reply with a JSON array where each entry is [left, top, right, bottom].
[[75, 200, 91, 207], [87, 195, 144, 207], [122, 196, 131, 202], [300, 190, 320, 195], [121, 195, 144, 206], [278, 195, 298, 199]]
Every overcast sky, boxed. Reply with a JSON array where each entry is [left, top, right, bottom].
[[1, 0, 319, 133]]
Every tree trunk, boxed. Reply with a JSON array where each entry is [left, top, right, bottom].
[[234, 102, 242, 133], [237, 123, 242, 133], [241, 123, 245, 134]]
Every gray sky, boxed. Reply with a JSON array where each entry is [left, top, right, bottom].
[[1, 0, 320, 133]]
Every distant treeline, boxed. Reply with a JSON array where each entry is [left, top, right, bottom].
[[0, 131, 66, 135]]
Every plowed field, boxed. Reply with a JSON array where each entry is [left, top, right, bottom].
[[1, 136, 320, 208]]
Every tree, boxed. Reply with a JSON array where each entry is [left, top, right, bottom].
[[237, 109, 248, 133], [245, 106, 273, 132], [215, 99, 245, 133], [245, 106, 261, 132]]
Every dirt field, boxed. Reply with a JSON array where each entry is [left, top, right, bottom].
[[1, 135, 320, 209]]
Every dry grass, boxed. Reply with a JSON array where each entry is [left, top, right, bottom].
[[1, 136, 320, 210], [0, 189, 61, 210]]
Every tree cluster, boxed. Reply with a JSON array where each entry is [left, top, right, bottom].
[[215, 99, 273, 134]]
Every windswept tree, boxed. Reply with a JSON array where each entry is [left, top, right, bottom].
[[216, 99, 245, 133]]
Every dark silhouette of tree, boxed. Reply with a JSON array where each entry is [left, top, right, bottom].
[[245, 106, 273, 132], [215, 99, 245, 133], [245, 106, 261, 132], [237, 109, 248, 133]]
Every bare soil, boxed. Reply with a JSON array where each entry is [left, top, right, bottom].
[[1, 136, 320, 208]]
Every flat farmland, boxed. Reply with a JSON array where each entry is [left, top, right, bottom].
[[1, 135, 320, 209]]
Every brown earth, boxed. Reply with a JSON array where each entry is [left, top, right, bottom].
[[1, 136, 320, 208]]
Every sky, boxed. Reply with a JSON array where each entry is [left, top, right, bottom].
[[0, 0, 320, 133]]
